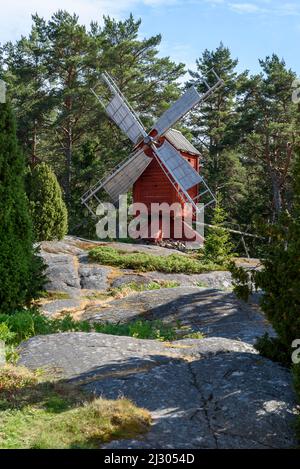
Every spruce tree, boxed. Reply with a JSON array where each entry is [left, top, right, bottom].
[[203, 199, 233, 266], [27, 162, 68, 241], [0, 102, 45, 313]]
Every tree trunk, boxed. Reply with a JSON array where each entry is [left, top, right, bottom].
[[31, 120, 38, 167], [65, 124, 72, 206], [270, 170, 282, 220]]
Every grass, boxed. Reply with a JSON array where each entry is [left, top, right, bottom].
[[39, 291, 71, 301], [93, 319, 177, 341], [109, 280, 179, 298], [196, 280, 233, 292], [89, 246, 220, 274], [83, 280, 179, 301], [196, 281, 209, 288], [0, 365, 151, 449], [0, 309, 91, 348], [0, 309, 204, 360]]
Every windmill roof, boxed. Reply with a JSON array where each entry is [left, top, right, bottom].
[[165, 128, 200, 156]]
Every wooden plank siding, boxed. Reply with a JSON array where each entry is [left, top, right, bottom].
[[132, 146, 200, 241]]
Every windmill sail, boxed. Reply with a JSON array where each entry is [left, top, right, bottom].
[[92, 72, 147, 144], [152, 87, 202, 138], [83, 69, 224, 219], [154, 140, 202, 191], [105, 93, 146, 144], [102, 149, 152, 203]]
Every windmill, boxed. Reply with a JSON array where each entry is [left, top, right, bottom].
[[81, 71, 224, 242]]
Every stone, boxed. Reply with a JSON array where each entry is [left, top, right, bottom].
[[42, 252, 81, 297], [41, 299, 84, 317], [40, 239, 84, 256], [0, 340, 6, 365], [111, 270, 233, 291], [146, 270, 233, 289], [79, 264, 111, 291], [110, 274, 153, 289], [82, 287, 273, 345], [94, 241, 187, 257], [29, 236, 293, 449], [17, 333, 298, 449]]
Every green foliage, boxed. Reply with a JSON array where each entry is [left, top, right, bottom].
[[0, 308, 204, 352], [229, 261, 255, 301], [187, 43, 248, 222], [89, 246, 220, 273], [231, 151, 300, 366], [254, 223, 300, 349], [27, 162, 68, 241], [254, 333, 291, 365], [0, 308, 194, 348], [203, 200, 233, 266], [231, 212, 300, 358], [109, 280, 179, 297], [0, 309, 91, 346], [3, 11, 185, 229], [0, 102, 46, 314], [94, 320, 177, 342], [0, 323, 16, 345], [237, 55, 298, 220], [0, 365, 151, 449]]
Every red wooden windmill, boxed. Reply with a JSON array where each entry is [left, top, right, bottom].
[[82, 71, 224, 242]]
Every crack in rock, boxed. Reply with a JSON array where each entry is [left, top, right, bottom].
[[187, 361, 219, 449]]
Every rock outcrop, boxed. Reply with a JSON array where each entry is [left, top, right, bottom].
[[26, 236, 298, 449], [18, 332, 298, 449]]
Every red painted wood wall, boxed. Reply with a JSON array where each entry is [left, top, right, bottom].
[[132, 144, 200, 241]]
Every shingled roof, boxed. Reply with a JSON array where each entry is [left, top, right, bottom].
[[165, 128, 200, 156]]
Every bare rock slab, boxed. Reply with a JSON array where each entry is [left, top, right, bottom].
[[110, 270, 233, 290], [41, 299, 84, 317], [83, 287, 273, 345], [17, 333, 298, 449], [146, 270, 233, 289]]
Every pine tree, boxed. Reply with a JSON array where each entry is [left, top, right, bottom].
[[255, 150, 300, 348], [187, 44, 247, 193], [203, 199, 233, 266], [231, 149, 300, 356], [27, 162, 68, 241], [237, 55, 298, 221], [0, 102, 45, 313], [3, 18, 52, 165]]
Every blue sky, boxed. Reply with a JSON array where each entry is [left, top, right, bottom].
[[1, 0, 299, 77]]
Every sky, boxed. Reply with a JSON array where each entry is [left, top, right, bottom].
[[0, 0, 299, 78]]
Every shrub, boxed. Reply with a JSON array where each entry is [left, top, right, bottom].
[[93, 320, 177, 341], [27, 162, 68, 241], [89, 246, 220, 274], [0, 102, 46, 313], [254, 333, 291, 365], [230, 211, 300, 356], [0, 364, 38, 394], [203, 199, 233, 266], [0, 309, 202, 350], [230, 151, 300, 441], [0, 323, 16, 345], [0, 309, 91, 346]]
